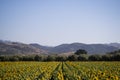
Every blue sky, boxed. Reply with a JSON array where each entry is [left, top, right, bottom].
[[0, 0, 120, 46]]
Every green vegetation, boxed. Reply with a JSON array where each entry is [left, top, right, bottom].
[[74, 49, 87, 55], [0, 62, 120, 80], [0, 49, 120, 61]]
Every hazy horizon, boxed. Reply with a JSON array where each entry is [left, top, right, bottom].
[[0, 0, 120, 46], [0, 39, 120, 47]]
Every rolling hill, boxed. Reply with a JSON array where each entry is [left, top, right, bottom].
[[108, 43, 120, 48], [0, 40, 119, 55], [30, 43, 119, 54], [0, 41, 47, 55]]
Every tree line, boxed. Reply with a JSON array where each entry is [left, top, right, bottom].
[[0, 49, 120, 61]]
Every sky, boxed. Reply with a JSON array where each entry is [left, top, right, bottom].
[[0, 0, 120, 46]]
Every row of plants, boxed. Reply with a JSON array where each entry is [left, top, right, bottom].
[[0, 62, 120, 80], [0, 62, 59, 80], [67, 62, 120, 80]]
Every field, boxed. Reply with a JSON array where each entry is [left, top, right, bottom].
[[0, 62, 120, 80]]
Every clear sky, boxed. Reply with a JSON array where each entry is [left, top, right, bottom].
[[0, 0, 120, 46]]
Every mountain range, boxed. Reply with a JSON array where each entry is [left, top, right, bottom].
[[0, 40, 120, 55], [30, 43, 119, 54], [0, 40, 46, 55]]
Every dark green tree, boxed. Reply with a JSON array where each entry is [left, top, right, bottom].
[[88, 55, 102, 61], [112, 53, 120, 61], [78, 55, 88, 61], [75, 49, 87, 55], [10, 56, 19, 61], [34, 55, 42, 61], [67, 55, 77, 61], [55, 56, 66, 61], [101, 55, 111, 61], [46, 55, 55, 61]]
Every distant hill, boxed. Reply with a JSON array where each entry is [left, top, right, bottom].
[[30, 43, 119, 54], [108, 43, 120, 48], [30, 43, 53, 52], [0, 41, 47, 55], [0, 40, 119, 55]]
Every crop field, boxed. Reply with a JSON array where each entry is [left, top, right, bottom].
[[0, 62, 120, 80]]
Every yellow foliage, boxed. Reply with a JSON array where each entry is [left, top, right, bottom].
[[0, 62, 119, 80]]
